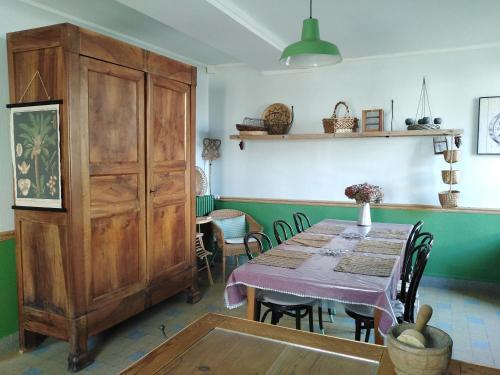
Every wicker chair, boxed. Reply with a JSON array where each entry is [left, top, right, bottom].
[[210, 209, 263, 280]]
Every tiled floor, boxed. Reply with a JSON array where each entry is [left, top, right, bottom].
[[0, 265, 499, 374]]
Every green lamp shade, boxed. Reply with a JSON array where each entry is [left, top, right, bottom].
[[280, 18, 342, 68]]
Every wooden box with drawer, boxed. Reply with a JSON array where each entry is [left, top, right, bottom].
[[7, 23, 199, 371]]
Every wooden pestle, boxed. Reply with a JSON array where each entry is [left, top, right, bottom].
[[397, 304, 433, 348]]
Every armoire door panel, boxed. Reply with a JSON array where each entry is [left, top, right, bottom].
[[150, 203, 187, 280], [90, 175, 139, 205], [81, 56, 146, 306], [151, 81, 188, 162], [147, 75, 191, 283], [153, 170, 185, 197], [90, 212, 141, 300], [87, 70, 140, 164]]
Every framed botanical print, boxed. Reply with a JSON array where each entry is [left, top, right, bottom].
[[478, 96, 500, 155], [362, 109, 384, 132], [9, 102, 63, 209]]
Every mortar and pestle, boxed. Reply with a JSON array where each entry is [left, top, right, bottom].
[[397, 304, 432, 348], [387, 304, 453, 375]]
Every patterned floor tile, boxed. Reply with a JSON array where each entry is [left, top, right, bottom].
[[0, 266, 498, 373]]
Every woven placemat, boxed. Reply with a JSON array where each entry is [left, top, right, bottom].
[[286, 237, 331, 248], [367, 228, 408, 240], [267, 248, 311, 259], [334, 254, 396, 277], [306, 225, 346, 235], [354, 240, 404, 255], [249, 249, 311, 269], [295, 233, 332, 241]]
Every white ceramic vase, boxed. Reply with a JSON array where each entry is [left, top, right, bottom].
[[358, 203, 372, 226]]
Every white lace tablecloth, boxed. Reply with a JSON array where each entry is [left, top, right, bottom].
[[225, 219, 413, 335]]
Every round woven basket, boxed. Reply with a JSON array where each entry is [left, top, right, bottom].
[[262, 103, 293, 135], [438, 190, 460, 208], [443, 150, 461, 163], [268, 123, 292, 135], [441, 170, 460, 185]]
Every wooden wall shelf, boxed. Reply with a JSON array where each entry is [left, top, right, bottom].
[[230, 129, 463, 141]]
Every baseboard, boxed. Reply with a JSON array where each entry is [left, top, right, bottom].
[[421, 276, 500, 293]]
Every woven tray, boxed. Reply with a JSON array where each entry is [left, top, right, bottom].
[[354, 240, 404, 256], [367, 229, 408, 240], [334, 254, 396, 277], [249, 248, 311, 269]]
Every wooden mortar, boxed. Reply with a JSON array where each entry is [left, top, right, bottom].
[[387, 323, 452, 374]]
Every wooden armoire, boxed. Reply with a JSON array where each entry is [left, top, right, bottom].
[[7, 23, 200, 371]]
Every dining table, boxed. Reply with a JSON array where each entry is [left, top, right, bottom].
[[120, 313, 500, 375], [224, 219, 414, 344]]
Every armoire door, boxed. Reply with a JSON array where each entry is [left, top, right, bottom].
[[80, 56, 147, 307], [147, 74, 192, 284]]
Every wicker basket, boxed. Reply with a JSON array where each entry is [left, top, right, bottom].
[[264, 105, 294, 135], [441, 170, 460, 184], [268, 123, 292, 135], [443, 150, 461, 163], [323, 101, 359, 133], [438, 190, 460, 208]]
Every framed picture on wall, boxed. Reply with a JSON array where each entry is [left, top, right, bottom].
[[8, 102, 63, 209], [433, 136, 448, 155], [477, 96, 500, 155], [362, 109, 384, 132]]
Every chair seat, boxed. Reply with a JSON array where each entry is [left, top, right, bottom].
[[258, 290, 315, 306], [345, 299, 404, 319], [225, 237, 257, 244]]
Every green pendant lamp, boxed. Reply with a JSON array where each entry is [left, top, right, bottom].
[[280, 0, 342, 68]]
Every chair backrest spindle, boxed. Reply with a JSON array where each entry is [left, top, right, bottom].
[[293, 212, 311, 233], [273, 220, 294, 245], [403, 243, 431, 323], [244, 232, 273, 260]]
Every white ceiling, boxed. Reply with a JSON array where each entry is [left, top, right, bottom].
[[17, 0, 500, 70]]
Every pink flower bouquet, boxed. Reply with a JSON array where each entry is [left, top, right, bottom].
[[345, 183, 383, 204]]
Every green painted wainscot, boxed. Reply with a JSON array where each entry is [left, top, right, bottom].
[[0, 238, 18, 339], [215, 199, 500, 283]]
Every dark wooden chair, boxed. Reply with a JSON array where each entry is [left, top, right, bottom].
[[291, 212, 336, 332], [400, 221, 424, 279], [273, 220, 294, 245], [345, 242, 432, 342], [293, 212, 311, 233], [244, 231, 315, 332], [399, 232, 433, 303]]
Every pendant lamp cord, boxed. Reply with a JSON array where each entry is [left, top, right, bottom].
[[309, 0, 313, 18]]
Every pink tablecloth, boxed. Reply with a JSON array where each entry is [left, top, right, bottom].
[[224, 219, 413, 335]]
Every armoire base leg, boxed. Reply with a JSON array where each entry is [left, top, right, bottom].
[[68, 350, 93, 372], [19, 329, 45, 353], [186, 286, 201, 304]]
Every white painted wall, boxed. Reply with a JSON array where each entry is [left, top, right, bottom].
[[208, 47, 500, 208], [0, 0, 210, 231]]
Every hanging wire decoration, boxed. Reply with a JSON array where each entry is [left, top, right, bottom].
[[202, 138, 221, 195], [406, 77, 442, 130]]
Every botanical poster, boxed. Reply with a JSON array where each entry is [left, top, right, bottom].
[[10, 104, 62, 208]]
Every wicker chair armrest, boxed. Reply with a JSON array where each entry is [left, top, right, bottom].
[[246, 214, 263, 232], [211, 222, 225, 248]]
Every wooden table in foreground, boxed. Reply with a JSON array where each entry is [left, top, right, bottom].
[[120, 313, 499, 375]]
